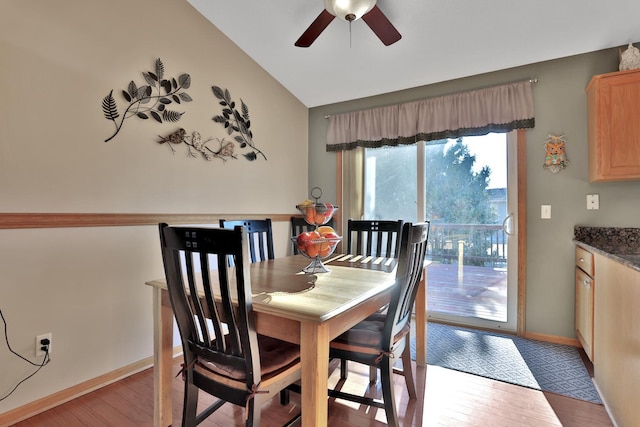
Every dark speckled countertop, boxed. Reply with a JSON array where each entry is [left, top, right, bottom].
[[574, 226, 640, 272]]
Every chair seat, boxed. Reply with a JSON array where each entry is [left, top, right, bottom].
[[196, 334, 300, 382], [330, 313, 410, 353]]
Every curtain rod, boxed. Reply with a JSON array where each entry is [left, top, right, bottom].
[[324, 78, 539, 119]]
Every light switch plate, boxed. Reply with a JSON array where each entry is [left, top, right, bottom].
[[541, 205, 551, 219], [587, 194, 599, 210]]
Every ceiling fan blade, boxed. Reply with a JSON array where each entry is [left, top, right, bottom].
[[295, 10, 335, 47], [361, 5, 402, 46]]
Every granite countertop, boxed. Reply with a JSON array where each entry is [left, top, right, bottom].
[[574, 226, 640, 272]]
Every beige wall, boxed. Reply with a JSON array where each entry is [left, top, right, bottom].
[[0, 0, 308, 414], [309, 47, 640, 339]]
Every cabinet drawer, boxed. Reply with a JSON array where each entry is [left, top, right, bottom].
[[576, 246, 594, 276]]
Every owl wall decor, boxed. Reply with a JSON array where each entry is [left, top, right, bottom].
[[543, 134, 570, 173]]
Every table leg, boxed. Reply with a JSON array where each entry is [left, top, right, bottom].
[[153, 288, 174, 427], [300, 321, 330, 427], [415, 266, 428, 367]]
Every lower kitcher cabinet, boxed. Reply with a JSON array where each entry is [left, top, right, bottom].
[[593, 252, 640, 427]]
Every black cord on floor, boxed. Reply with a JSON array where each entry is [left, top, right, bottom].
[[0, 308, 51, 402]]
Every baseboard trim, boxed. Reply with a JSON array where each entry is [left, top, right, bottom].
[[428, 319, 581, 347], [0, 348, 181, 427], [524, 331, 580, 347]]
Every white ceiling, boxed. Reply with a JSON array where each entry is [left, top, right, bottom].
[[188, 0, 640, 108]]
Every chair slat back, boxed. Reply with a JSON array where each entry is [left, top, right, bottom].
[[384, 222, 430, 348], [219, 219, 274, 263], [347, 219, 404, 258], [159, 223, 260, 387]]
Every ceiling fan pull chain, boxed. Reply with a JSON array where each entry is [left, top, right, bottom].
[[351, 20, 358, 48]]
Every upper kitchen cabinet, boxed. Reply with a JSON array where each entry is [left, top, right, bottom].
[[587, 68, 640, 182]]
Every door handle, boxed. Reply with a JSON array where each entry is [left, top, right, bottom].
[[502, 213, 514, 236]]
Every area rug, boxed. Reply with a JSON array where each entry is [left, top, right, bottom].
[[412, 322, 602, 404]]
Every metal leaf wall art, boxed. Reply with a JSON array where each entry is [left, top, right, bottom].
[[102, 58, 192, 142], [158, 129, 237, 162], [212, 86, 266, 161], [100, 60, 268, 165], [155, 86, 267, 163]]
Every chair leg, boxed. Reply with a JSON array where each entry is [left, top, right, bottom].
[[182, 381, 199, 427], [340, 358, 348, 380], [246, 396, 259, 427], [369, 366, 377, 384], [379, 357, 399, 427], [401, 344, 417, 399], [280, 389, 290, 405]]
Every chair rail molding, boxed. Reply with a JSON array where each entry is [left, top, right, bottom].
[[0, 213, 293, 229]]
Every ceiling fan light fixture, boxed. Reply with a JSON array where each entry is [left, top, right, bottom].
[[295, 0, 400, 48], [324, 0, 376, 22]]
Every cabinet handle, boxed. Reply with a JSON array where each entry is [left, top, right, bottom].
[[583, 279, 591, 289], [579, 257, 585, 263]]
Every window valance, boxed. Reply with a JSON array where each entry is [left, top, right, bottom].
[[326, 80, 535, 152]]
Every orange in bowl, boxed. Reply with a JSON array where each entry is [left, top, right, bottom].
[[317, 225, 335, 236]]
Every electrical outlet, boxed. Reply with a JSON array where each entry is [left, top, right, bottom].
[[35, 333, 52, 357]]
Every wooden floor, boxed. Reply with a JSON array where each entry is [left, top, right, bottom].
[[13, 356, 612, 427], [427, 263, 508, 322]]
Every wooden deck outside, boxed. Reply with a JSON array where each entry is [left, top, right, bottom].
[[426, 262, 508, 322]]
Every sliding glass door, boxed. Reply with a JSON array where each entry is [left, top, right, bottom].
[[363, 132, 518, 331]]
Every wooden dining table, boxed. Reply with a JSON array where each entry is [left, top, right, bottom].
[[145, 254, 428, 427]]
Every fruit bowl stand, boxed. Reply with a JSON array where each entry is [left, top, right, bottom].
[[293, 188, 342, 274]]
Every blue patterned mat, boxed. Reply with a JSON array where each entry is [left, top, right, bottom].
[[412, 322, 602, 404]]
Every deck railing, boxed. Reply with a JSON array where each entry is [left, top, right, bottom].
[[427, 223, 508, 267]]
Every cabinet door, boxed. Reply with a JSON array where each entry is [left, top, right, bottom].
[[587, 68, 640, 182], [575, 267, 594, 361], [593, 253, 640, 427]]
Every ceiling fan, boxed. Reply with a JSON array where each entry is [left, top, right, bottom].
[[295, 0, 401, 47]]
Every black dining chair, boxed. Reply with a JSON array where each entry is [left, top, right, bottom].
[[219, 219, 274, 263], [290, 215, 335, 255], [328, 221, 430, 427], [158, 223, 301, 427], [343, 218, 404, 381], [346, 219, 404, 258]]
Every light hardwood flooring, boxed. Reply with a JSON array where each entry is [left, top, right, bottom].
[[13, 356, 612, 427]]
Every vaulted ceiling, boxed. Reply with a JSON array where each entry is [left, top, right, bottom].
[[188, 0, 640, 108]]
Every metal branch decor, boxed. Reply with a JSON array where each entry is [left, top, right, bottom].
[[212, 86, 266, 161], [102, 58, 192, 142], [100, 59, 266, 164], [157, 129, 237, 162]]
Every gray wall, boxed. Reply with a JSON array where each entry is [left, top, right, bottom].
[[308, 47, 640, 338]]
